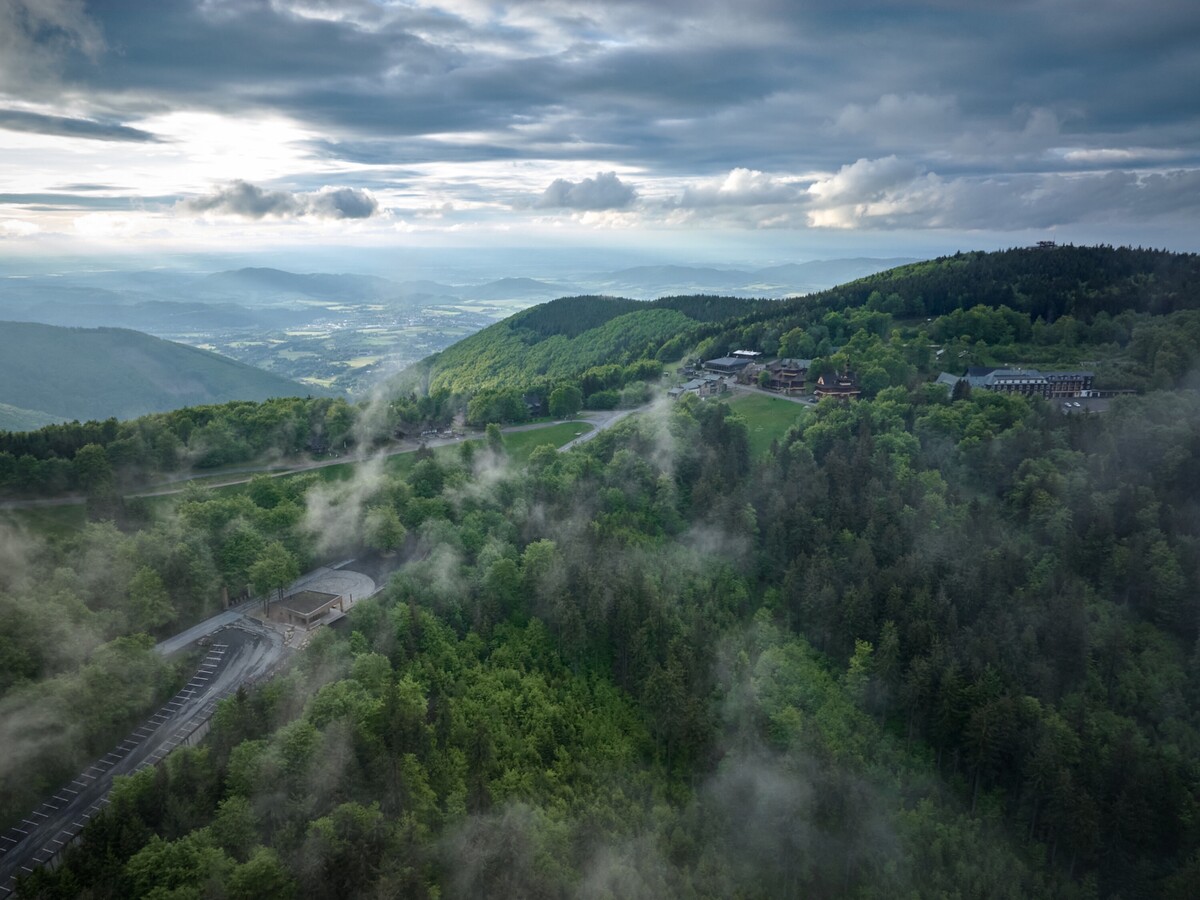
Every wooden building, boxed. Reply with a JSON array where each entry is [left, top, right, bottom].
[[813, 369, 861, 400]]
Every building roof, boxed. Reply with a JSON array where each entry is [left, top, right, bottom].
[[815, 370, 861, 393], [280, 589, 341, 616], [704, 356, 752, 370], [944, 366, 1095, 391], [770, 358, 813, 370]]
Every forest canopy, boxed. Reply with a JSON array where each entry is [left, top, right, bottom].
[[5, 245, 1200, 898]]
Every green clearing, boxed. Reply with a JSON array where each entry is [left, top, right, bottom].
[[727, 391, 810, 457]]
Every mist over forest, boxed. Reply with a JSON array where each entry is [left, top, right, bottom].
[[3, 0, 1200, 895], [0, 246, 1198, 899]]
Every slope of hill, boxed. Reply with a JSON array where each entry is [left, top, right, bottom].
[[411, 294, 771, 395], [810, 245, 1200, 320], [199, 267, 404, 302], [397, 244, 1200, 407], [0, 322, 322, 424], [461, 277, 574, 301], [0, 401, 59, 432]]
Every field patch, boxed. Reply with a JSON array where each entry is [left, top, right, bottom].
[[727, 391, 809, 457]]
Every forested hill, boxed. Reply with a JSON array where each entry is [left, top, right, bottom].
[[806, 244, 1200, 320], [403, 293, 771, 397], [393, 245, 1200, 422], [0, 322, 321, 427]]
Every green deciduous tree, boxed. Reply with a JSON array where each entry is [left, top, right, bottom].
[[249, 541, 300, 615], [549, 384, 583, 417]]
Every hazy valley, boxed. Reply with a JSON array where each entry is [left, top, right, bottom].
[[0, 258, 915, 400]]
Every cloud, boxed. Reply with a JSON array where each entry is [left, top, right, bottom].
[[179, 180, 380, 219], [674, 168, 805, 208], [0, 0, 103, 95], [0, 219, 40, 237], [806, 156, 922, 206], [302, 455, 387, 557], [2, 0, 1199, 247], [805, 157, 1200, 230], [535, 172, 638, 210], [0, 109, 161, 143], [833, 93, 958, 136], [0, 193, 172, 211]]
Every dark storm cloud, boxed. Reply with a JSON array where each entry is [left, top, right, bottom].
[[0, 108, 161, 142], [21, 1, 1188, 173], [59, 0, 458, 109], [179, 181, 379, 220], [0, 0, 105, 97]]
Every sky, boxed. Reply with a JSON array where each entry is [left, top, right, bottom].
[[0, 0, 1198, 270]]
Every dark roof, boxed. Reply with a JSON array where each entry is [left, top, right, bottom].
[[281, 589, 341, 616], [704, 356, 752, 370], [815, 370, 860, 391]]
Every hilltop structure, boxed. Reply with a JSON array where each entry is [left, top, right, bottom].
[[935, 366, 1094, 399]]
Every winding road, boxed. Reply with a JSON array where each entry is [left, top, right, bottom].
[[0, 620, 285, 897], [0, 560, 378, 897], [0, 411, 632, 513]]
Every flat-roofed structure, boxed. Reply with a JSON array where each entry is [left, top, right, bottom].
[[278, 589, 344, 629], [704, 356, 753, 374]]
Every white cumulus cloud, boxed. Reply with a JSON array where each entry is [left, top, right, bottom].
[[675, 168, 805, 208]]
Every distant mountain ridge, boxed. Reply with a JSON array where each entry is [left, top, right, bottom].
[[0, 322, 322, 427], [200, 267, 403, 302], [586, 258, 920, 298]]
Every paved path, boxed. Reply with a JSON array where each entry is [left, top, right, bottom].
[[729, 383, 819, 406], [0, 620, 285, 897], [156, 563, 377, 656], [0, 412, 642, 511], [155, 605, 249, 656], [558, 408, 636, 452], [288, 565, 376, 608], [0, 560, 378, 894]]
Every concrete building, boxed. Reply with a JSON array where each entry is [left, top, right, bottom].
[[277, 590, 344, 629], [668, 374, 728, 400], [936, 366, 1094, 399]]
